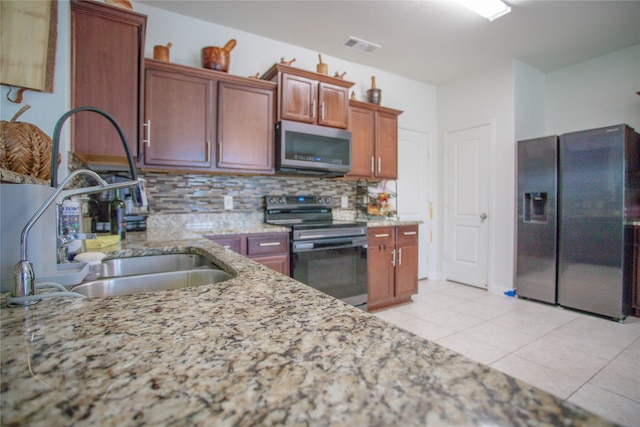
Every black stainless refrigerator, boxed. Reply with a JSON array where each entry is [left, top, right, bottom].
[[516, 136, 559, 304], [557, 124, 639, 320]]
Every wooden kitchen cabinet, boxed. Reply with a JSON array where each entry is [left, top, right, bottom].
[[207, 232, 290, 276], [367, 225, 418, 311], [217, 81, 274, 173], [262, 64, 354, 129], [347, 100, 403, 180], [71, 0, 146, 166], [143, 62, 215, 169], [141, 59, 276, 173]]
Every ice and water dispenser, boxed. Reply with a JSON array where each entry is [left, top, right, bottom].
[[523, 192, 548, 223]]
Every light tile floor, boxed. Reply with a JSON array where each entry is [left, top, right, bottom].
[[373, 279, 640, 427]]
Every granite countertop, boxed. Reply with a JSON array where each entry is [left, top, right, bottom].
[[1, 233, 610, 426], [366, 219, 423, 227]]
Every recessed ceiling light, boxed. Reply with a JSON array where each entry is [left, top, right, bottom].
[[344, 36, 381, 53], [455, 0, 511, 21]]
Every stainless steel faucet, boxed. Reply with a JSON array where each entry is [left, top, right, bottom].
[[11, 169, 140, 305], [10, 107, 146, 306]]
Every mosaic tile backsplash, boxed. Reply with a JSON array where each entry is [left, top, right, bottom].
[[132, 171, 358, 215]]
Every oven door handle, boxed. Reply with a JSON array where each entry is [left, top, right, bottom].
[[293, 239, 367, 253]]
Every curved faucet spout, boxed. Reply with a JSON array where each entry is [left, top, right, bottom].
[[50, 106, 139, 189], [9, 107, 145, 306], [19, 169, 107, 262]]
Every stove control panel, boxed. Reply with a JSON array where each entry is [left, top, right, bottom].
[[266, 195, 333, 209]]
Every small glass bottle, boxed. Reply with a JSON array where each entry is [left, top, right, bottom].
[[110, 189, 126, 240]]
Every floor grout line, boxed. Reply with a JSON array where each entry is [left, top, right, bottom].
[[378, 279, 640, 425]]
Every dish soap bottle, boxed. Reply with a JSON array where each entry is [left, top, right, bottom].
[[110, 189, 126, 240]]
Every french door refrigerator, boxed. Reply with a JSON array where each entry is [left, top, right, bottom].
[[516, 136, 559, 304], [557, 124, 639, 320]]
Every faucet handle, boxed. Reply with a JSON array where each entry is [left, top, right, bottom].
[[133, 178, 148, 208]]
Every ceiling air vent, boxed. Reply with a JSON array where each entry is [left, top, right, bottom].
[[344, 36, 381, 53]]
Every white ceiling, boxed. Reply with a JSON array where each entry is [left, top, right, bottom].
[[139, 0, 640, 85]]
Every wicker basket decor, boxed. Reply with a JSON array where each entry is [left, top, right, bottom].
[[0, 105, 53, 180]]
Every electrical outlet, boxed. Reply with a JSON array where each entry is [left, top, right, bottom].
[[341, 196, 349, 209], [224, 196, 233, 210]]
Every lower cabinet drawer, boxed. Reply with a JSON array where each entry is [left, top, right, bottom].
[[207, 232, 290, 276], [247, 234, 289, 256], [208, 236, 243, 253]]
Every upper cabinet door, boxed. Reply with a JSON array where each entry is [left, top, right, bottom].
[[217, 81, 275, 173], [71, 0, 146, 165], [347, 100, 403, 180], [348, 104, 375, 178], [375, 110, 399, 179], [143, 67, 214, 169], [280, 73, 317, 124], [262, 64, 354, 129], [318, 82, 349, 129]]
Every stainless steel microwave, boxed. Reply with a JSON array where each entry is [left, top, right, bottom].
[[275, 120, 351, 177]]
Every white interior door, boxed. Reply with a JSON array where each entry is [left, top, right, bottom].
[[397, 128, 430, 278], [445, 124, 490, 288]]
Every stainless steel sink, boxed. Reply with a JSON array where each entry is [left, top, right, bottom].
[[71, 268, 232, 298], [69, 253, 233, 298], [100, 253, 215, 277]]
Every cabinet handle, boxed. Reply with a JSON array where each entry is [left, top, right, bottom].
[[403, 231, 417, 236], [259, 242, 281, 247], [321, 102, 325, 120], [398, 248, 402, 265], [143, 119, 151, 147], [391, 249, 396, 267], [375, 233, 390, 238], [371, 156, 374, 174], [311, 100, 316, 118], [218, 141, 222, 161], [223, 245, 231, 249], [378, 157, 381, 174], [206, 140, 211, 161]]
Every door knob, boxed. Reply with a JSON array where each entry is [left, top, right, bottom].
[[480, 213, 488, 220]]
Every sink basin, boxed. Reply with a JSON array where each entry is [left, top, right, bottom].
[[71, 268, 232, 298], [100, 253, 215, 278]]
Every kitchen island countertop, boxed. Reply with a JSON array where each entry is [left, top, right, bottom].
[[1, 232, 612, 426]]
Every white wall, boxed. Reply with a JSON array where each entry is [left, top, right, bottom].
[[437, 46, 639, 295], [0, 0, 71, 176], [546, 45, 640, 135], [133, 2, 435, 134], [437, 61, 516, 294], [514, 60, 546, 140]]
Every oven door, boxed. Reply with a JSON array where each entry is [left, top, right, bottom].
[[291, 236, 368, 309]]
